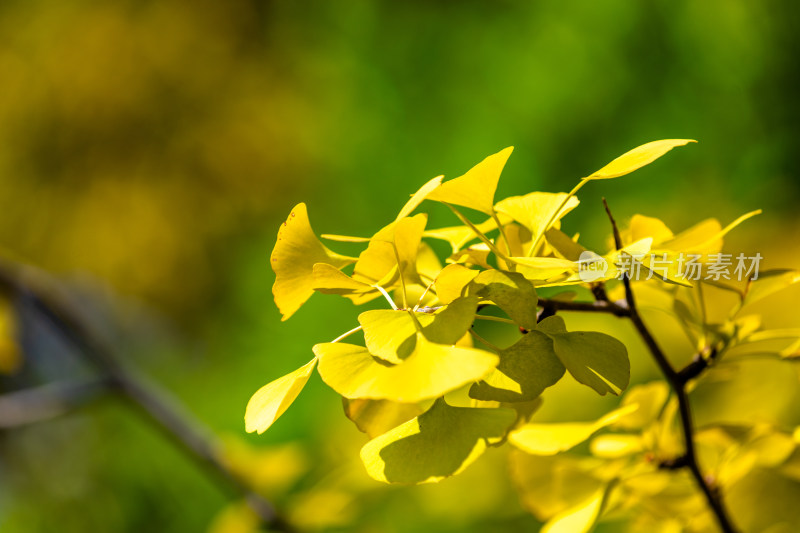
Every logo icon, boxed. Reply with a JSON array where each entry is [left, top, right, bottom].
[[577, 251, 608, 282]]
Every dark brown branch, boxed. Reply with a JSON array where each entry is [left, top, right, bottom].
[[602, 198, 737, 533], [0, 261, 293, 532], [537, 297, 631, 317]]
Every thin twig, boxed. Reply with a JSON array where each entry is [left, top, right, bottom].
[[537, 297, 631, 317], [601, 198, 737, 533], [0, 261, 293, 532]]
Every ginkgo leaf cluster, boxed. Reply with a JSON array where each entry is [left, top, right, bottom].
[[245, 139, 800, 532]]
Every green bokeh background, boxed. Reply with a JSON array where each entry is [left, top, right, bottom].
[[1, 1, 799, 531]]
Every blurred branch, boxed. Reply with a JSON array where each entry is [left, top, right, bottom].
[[0, 261, 294, 532], [0, 377, 111, 429], [602, 198, 737, 533]]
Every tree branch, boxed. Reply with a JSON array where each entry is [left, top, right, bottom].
[[601, 198, 737, 533], [0, 261, 293, 532], [0, 377, 111, 429]]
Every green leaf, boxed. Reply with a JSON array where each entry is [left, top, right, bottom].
[[426, 146, 513, 215], [245, 359, 317, 434], [586, 139, 696, 180], [314, 333, 497, 403], [358, 296, 479, 363], [508, 404, 638, 455], [343, 398, 424, 439], [468, 269, 539, 330], [538, 316, 630, 395], [469, 331, 565, 403], [271, 204, 356, 320], [360, 399, 516, 484]]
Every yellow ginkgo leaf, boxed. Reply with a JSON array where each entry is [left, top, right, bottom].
[[396, 175, 444, 221], [426, 147, 514, 215], [624, 214, 674, 246], [271, 204, 356, 320], [245, 359, 317, 434], [360, 398, 516, 484], [495, 192, 580, 241], [312, 263, 375, 295], [434, 264, 479, 304], [587, 139, 696, 180], [508, 403, 638, 455], [541, 484, 612, 533], [354, 214, 427, 286], [509, 451, 607, 521], [545, 228, 587, 262], [743, 270, 800, 308], [424, 215, 510, 253], [314, 334, 498, 403], [510, 256, 579, 281], [343, 398, 425, 439]]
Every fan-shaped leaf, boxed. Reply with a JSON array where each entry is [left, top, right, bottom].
[[470, 330, 565, 403], [271, 204, 356, 320], [343, 398, 424, 439], [314, 333, 497, 403], [360, 399, 516, 484], [509, 404, 638, 455], [426, 147, 513, 215], [468, 270, 539, 330], [245, 359, 317, 434]]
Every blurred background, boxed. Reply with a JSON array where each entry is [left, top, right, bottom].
[[1, 0, 799, 531]]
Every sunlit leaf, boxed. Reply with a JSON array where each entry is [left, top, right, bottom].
[[449, 243, 493, 269], [510, 256, 579, 281], [359, 296, 478, 363], [354, 214, 427, 286], [541, 484, 612, 533], [423, 215, 508, 253], [590, 434, 644, 458], [271, 204, 356, 320], [469, 330, 565, 402], [545, 228, 587, 262], [396, 175, 444, 220], [624, 214, 674, 246], [314, 333, 497, 403], [245, 359, 317, 434], [537, 316, 630, 395], [509, 404, 638, 455], [360, 398, 516, 484], [468, 269, 539, 330], [586, 139, 696, 180], [612, 381, 670, 430], [312, 263, 375, 295], [495, 192, 580, 241], [434, 263, 479, 304], [509, 451, 606, 520], [426, 147, 514, 215], [743, 270, 800, 308], [343, 398, 424, 439]]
